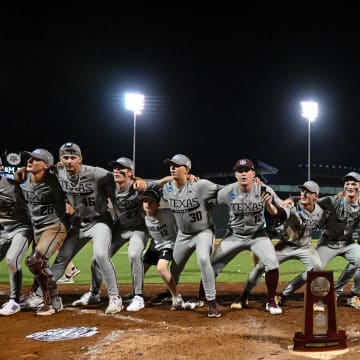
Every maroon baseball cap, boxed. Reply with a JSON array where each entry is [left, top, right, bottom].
[[233, 159, 255, 171]]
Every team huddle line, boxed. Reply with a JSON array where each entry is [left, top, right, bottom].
[[1, 143, 360, 318]]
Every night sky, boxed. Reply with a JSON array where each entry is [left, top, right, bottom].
[[2, 14, 360, 182]]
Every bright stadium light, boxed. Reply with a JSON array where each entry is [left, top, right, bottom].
[[125, 93, 145, 176], [301, 101, 318, 180]]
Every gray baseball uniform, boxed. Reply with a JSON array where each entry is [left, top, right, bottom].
[[317, 194, 360, 297], [211, 183, 281, 274], [21, 172, 66, 246], [0, 175, 32, 302], [50, 165, 119, 298], [145, 207, 177, 251], [89, 179, 149, 296], [142, 208, 178, 265], [244, 201, 324, 296], [336, 262, 360, 297], [162, 179, 222, 301], [209, 181, 284, 309], [21, 170, 68, 311]]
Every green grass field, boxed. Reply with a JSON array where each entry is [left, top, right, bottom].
[[0, 240, 349, 286]]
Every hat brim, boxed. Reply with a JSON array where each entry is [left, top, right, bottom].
[[164, 159, 189, 168], [109, 161, 131, 169], [138, 195, 160, 202], [23, 151, 33, 158], [343, 176, 360, 182], [298, 185, 318, 194], [23, 151, 42, 161], [233, 166, 254, 171]]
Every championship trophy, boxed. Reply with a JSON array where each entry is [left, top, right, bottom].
[[293, 271, 347, 351]]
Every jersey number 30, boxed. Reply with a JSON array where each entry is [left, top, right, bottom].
[[190, 211, 202, 223]]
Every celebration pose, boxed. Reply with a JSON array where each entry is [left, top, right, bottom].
[[140, 187, 184, 310], [38, 142, 122, 315], [239, 180, 324, 307], [316, 171, 360, 307], [209, 159, 283, 315], [0, 166, 32, 316], [20, 149, 67, 316], [73, 157, 167, 312], [162, 154, 223, 318]]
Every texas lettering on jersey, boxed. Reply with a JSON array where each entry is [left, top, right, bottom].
[[163, 179, 220, 234], [230, 201, 264, 213], [168, 198, 200, 214], [21, 187, 55, 205], [58, 180, 94, 196]]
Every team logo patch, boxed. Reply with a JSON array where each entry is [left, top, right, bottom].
[[26, 326, 99, 342], [6, 153, 21, 166], [230, 192, 236, 200]]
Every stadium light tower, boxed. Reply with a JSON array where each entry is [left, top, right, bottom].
[[125, 92, 144, 176], [301, 101, 318, 181]]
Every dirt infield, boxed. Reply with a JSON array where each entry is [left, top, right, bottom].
[[1, 283, 360, 360]]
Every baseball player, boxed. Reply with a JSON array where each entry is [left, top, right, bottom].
[[19, 148, 67, 316], [236, 180, 324, 307], [335, 263, 360, 308], [332, 174, 360, 309], [140, 187, 184, 310], [74, 157, 171, 312], [29, 142, 123, 314], [207, 159, 283, 315], [162, 154, 223, 318], [0, 165, 33, 316], [316, 171, 360, 308], [73, 157, 146, 311]]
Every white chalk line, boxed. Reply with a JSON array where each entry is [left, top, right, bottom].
[[65, 307, 190, 359]]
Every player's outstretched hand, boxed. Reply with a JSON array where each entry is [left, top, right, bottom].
[[133, 177, 147, 191], [280, 198, 295, 208], [188, 174, 199, 184]]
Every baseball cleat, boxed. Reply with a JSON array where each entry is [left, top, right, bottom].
[[207, 301, 222, 318], [346, 295, 360, 309], [183, 298, 205, 310], [36, 304, 56, 316], [20, 292, 44, 310], [126, 295, 145, 312], [70, 266, 81, 278], [148, 292, 171, 305], [230, 297, 248, 310], [105, 295, 123, 314], [57, 275, 75, 284], [265, 302, 283, 315], [274, 295, 287, 306], [72, 291, 101, 306], [0, 300, 21, 316], [37, 297, 63, 316], [170, 294, 185, 310]]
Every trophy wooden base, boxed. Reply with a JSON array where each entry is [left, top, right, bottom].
[[293, 330, 347, 352]]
